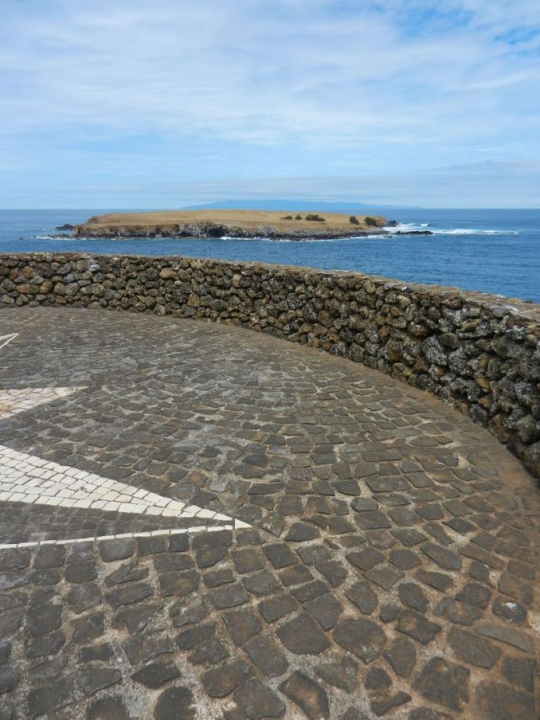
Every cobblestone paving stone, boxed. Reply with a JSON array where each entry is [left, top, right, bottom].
[[0, 307, 538, 719]]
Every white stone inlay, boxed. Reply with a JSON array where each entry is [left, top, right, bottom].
[[0, 333, 18, 351], [0, 387, 83, 420], [0, 444, 249, 536]]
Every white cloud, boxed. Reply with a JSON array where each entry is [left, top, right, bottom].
[[0, 0, 539, 206]]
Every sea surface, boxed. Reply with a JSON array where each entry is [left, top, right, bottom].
[[0, 208, 539, 302]]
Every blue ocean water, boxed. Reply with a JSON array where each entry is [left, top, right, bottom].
[[0, 208, 538, 302]]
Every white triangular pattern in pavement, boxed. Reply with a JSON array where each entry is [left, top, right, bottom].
[[0, 444, 249, 528], [0, 333, 18, 351], [0, 387, 84, 420]]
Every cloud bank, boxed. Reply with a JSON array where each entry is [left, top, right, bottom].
[[1, 0, 539, 207]]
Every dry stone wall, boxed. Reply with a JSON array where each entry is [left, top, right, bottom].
[[1, 252, 539, 478]]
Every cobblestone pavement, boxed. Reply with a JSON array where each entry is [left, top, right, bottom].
[[0, 307, 538, 720]]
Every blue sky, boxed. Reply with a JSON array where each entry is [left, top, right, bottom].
[[1, 0, 540, 208]]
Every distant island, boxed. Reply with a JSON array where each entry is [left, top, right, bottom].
[[70, 210, 435, 240], [73, 210, 393, 240]]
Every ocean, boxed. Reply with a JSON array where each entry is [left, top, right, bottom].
[[0, 208, 538, 302]]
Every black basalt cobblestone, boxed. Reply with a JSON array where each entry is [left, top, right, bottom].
[[0, 307, 538, 719]]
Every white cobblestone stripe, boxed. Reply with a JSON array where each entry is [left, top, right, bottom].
[[0, 386, 83, 420], [0, 332, 18, 350], [0, 444, 250, 547]]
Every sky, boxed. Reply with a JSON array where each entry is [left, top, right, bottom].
[[1, 0, 540, 208]]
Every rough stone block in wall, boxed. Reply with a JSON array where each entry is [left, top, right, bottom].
[[1, 252, 539, 478]]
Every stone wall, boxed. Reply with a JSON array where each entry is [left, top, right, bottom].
[[1, 252, 539, 478]]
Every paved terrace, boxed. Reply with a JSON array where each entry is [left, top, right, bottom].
[[0, 307, 538, 720]]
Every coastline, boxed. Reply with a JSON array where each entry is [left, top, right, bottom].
[[72, 209, 393, 241]]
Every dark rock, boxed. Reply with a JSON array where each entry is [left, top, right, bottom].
[[390, 549, 421, 569], [316, 560, 348, 587], [170, 596, 208, 628], [243, 570, 281, 596], [422, 542, 462, 570], [345, 581, 378, 615], [87, 696, 132, 720], [501, 656, 536, 693], [209, 582, 249, 609], [259, 594, 297, 623], [159, 570, 199, 597], [384, 636, 416, 677], [154, 687, 196, 720], [34, 546, 65, 569], [196, 546, 229, 568], [433, 596, 482, 626], [263, 544, 297, 568], [364, 563, 403, 589], [413, 657, 470, 711], [26, 604, 62, 637], [290, 579, 328, 602], [189, 637, 229, 666], [351, 497, 379, 512], [0, 668, 18, 695], [176, 622, 215, 651], [415, 569, 454, 592], [131, 662, 180, 689], [169, 533, 190, 552], [124, 635, 174, 664], [475, 680, 535, 720], [106, 583, 153, 608], [99, 538, 135, 562], [25, 630, 65, 659], [333, 618, 386, 663], [137, 535, 168, 555], [379, 603, 400, 623], [398, 582, 429, 613], [315, 656, 357, 692], [71, 612, 104, 644], [0, 549, 30, 570], [355, 510, 391, 530], [498, 572, 533, 605], [234, 678, 286, 718], [371, 692, 411, 716], [305, 594, 342, 630], [297, 545, 332, 565], [79, 644, 113, 662], [202, 661, 252, 698], [455, 582, 492, 609], [346, 547, 384, 571], [365, 666, 391, 691], [475, 622, 535, 653], [280, 671, 330, 719], [233, 549, 265, 574], [279, 564, 313, 586], [65, 561, 97, 584], [392, 528, 426, 547], [28, 654, 68, 681], [448, 626, 501, 668], [204, 567, 235, 588], [67, 584, 102, 614], [244, 636, 289, 677], [397, 610, 441, 645], [277, 612, 331, 655], [224, 607, 261, 646], [0, 609, 23, 636], [408, 709, 453, 720], [0, 641, 11, 665], [78, 665, 122, 696], [27, 675, 80, 718], [285, 523, 320, 541]]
